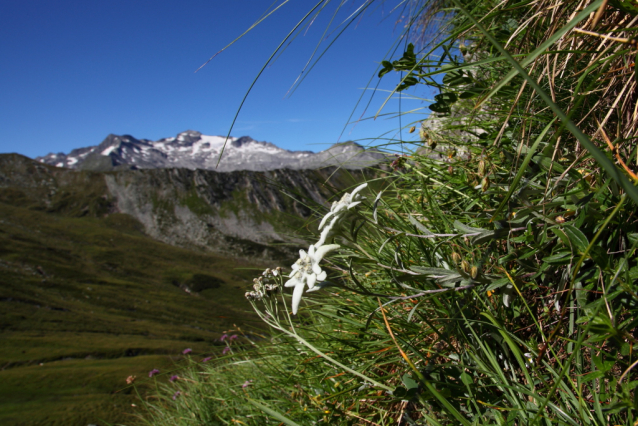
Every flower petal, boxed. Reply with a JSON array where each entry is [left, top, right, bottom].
[[318, 211, 334, 230], [284, 276, 302, 288], [317, 270, 327, 281], [350, 182, 368, 199], [307, 273, 316, 289], [291, 280, 305, 315], [313, 244, 340, 262], [312, 263, 322, 275]]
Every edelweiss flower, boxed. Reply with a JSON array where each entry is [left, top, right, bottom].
[[284, 243, 339, 314], [316, 183, 368, 246]]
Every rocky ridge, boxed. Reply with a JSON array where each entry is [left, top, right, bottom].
[[36, 130, 386, 172], [0, 154, 372, 260]]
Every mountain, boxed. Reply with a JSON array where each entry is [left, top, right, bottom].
[[0, 153, 375, 259], [35, 130, 387, 172]]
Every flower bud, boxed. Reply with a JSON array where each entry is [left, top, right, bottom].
[[478, 159, 487, 177], [470, 265, 479, 279], [451, 252, 462, 264], [461, 260, 470, 273], [481, 176, 490, 192], [409, 126, 416, 133], [419, 125, 428, 142]]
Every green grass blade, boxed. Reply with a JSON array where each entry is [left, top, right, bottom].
[[246, 398, 303, 426]]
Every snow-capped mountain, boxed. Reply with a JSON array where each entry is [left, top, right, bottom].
[[36, 130, 386, 172]]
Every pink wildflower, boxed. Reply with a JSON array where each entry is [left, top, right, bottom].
[[148, 369, 160, 378], [169, 375, 179, 382], [230, 334, 238, 341], [182, 348, 192, 355], [172, 391, 181, 400], [220, 334, 228, 342], [201, 357, 212, 363], [222, 347, 231, 355], [242, 380, 252, 389]]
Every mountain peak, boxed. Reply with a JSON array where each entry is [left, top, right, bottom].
[[36, 131, 387, 172]]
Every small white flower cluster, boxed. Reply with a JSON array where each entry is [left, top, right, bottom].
[[245, 267, 282, 301], [285, 183, 368, 315]]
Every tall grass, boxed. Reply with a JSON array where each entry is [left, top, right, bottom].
[[138, 0, 638, 424]]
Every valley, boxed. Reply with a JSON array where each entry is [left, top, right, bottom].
[[0, 153, 376, 425]]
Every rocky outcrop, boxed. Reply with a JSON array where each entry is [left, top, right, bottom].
[[0, 154, 371, 260]]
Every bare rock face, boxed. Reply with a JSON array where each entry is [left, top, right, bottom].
[[0, 154, 372, 260], [36, 130, 387, 172]]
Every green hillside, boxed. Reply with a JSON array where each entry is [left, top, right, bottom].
[[0, 202, 267, 425]]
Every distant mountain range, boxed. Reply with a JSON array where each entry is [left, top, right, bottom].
[[36, 130, 386, 172]]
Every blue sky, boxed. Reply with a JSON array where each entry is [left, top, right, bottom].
[[1, 0, 434, 159]]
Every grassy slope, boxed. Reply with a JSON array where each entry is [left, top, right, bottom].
[[0, 203, 268, 426]]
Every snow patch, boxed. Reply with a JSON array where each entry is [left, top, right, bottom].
[[101, 146, 117, 156]]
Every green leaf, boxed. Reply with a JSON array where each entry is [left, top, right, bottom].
[[601, 401, 631, 415], [582, 370, 605, 383], [562, 225, 589, 254], [542, 251, 572, 264], [443, 70, 472, 86], [378, 60, 393, 78], [459, 87, 486, 99], [592, 352, 615, 373], [408, 214, 433, 235], [485, 277, 509, 292], [428, 103, 451, 113], [472, 229, 508, 245], [410, 266, 463, 285], [410, 266, 458, 276], [552, 227, 569, 246], [402, 374, 419, 390], [453, 220, 487, 234], [459, 372, 473, 386], [434, 93, 458, 104]]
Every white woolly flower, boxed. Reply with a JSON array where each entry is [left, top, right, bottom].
[[318, 183, 368, 230], [316, 183, 368, 246], [284, 243, 339, 314]]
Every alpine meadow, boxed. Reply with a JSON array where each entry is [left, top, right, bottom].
[[17, 0, 638, 424]]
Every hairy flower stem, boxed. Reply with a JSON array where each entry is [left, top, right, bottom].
[[284, 321, 392, 391]]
